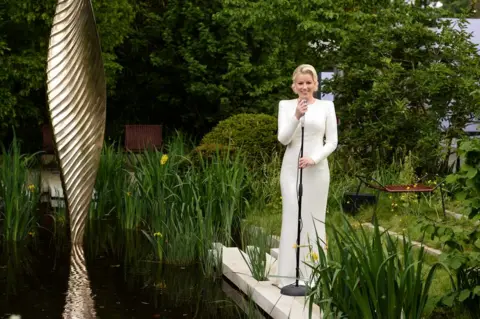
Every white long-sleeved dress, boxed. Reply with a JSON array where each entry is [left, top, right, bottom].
[[276, 98, 338, 288]]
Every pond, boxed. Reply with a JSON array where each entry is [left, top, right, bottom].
[[0, 225, 260, 318]]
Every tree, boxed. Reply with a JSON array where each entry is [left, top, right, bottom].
[[107, 0, 333, 139], [319, 3, 480, 170], [442, 0, 471, 14], [0, 0, 134, 149], [211, 0, 480, 170]]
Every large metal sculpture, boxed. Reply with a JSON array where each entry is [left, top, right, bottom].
[[46, 0, 106, 317], [47, 0, 106, 245]]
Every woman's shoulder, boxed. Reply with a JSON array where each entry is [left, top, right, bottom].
[[314, 99, 335, 112], [279, 99, 297, 106], [278, 99, 297, 111], [314, 99, 334, 107]]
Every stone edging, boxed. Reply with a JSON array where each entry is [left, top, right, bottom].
[[219, 243, 322, 319], [361, 223, 442, 256], [238, 214, 457, 317], [445, 210, 480, 225]]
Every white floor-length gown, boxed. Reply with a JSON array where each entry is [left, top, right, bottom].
[[276, 98, 338, 288]]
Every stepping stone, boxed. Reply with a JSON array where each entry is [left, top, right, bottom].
[[221, 244, 322, 318], [270, 248, 279, 259]]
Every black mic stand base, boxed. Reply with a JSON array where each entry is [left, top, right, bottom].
[[280, 283, 306, 296]]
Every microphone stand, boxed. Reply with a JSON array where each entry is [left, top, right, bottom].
[[281, 113, 306, 297]]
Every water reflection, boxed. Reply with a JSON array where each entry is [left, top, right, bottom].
[[0, 223, 251, 318], [0, 240, 69, 316], [86, 225, 248, 318], [62, 244, 96, 318], [0, 243, 33, 296]]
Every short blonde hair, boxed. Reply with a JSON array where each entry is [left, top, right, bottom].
[[291, 64, 319, 92]]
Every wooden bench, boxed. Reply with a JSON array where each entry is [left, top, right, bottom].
[[354, 174, 446, 220], [124, 125, 163, 152]]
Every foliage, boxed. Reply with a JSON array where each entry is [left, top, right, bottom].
[[89, 143, 128, 222], [422, 138, 480, 316], [446, 138, 480, 219], [200, 113, 282, 164], [418, 217, 480, 317], [0, 0, 134, 147], [106, 0, 322, 139], [437, 250, 480, 318], [247, 152, 282, 212], [190, 144, 237, 165], [307, 216, 451, 319], [442, 0, 471, 14], [3, 0, 480, 164], [90, 133, 250, 270], [0, 139, 40, 242], [320, 4, 480, 170], [240, 222, 275, 281]]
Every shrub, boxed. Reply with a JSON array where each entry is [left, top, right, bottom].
[[189, 143, 237, 165], [200, 113, 282, 164]]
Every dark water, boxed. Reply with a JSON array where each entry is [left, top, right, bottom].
[[0, 228, 254, 319]]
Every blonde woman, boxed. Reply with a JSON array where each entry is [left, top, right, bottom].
[[276, 64, 338, 290]]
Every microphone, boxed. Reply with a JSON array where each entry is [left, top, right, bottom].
[[300, 99, 307, 127]]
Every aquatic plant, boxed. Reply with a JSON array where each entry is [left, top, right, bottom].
[[0, 139, 41, 242]]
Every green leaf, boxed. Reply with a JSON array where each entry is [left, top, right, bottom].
[[474, 239, 480, 249], [466, 167, 478, 179], [459, 289, 471, 302], [466, 178, 477, 189], [445, 174, 457, 184], [473, 286, 480, 296], [449, 258, 463, 270], [459, 141, 474, 152], [440, 235, 452, 242], [437, 227, 446, 236], [456, 191, 468, 201], [442, 293, 456, 307]]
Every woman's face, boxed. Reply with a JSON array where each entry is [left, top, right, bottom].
[[293, 73, 316, 100]]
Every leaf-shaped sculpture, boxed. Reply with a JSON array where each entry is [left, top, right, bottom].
[[46, 0, 106, 245]]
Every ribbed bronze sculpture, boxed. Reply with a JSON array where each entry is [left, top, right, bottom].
[[46, 0, 106, 317], [47, 0, 106, 246]]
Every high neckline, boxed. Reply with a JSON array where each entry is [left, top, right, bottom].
[[298, 98, 317, 105]]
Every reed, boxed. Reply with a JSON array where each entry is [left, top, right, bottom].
[[132, 134, 249, 268], [307, 215, 452, 319], [240, 222, 275, 281], [89, 143, 128, 223], [0, 139, 40, 242]]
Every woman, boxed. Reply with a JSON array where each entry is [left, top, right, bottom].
[[276, 64, 338, 288]]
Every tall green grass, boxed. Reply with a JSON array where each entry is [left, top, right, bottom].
[[307, 216, 453, 319], [0, 139, 40, 242], [196, 147, 248, 245], [247, 152, 282, 212], [240, 221, 275, 281], [89, 142, 128, 223], [139, 148, 248, 269], [86, 133, 250, 273]]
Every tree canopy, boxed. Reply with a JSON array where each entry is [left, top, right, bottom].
[[1, 0, 479, 171]]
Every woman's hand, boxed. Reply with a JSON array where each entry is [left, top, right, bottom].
[[295, 99, 308, 120], [299, 157, 314, 168]]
